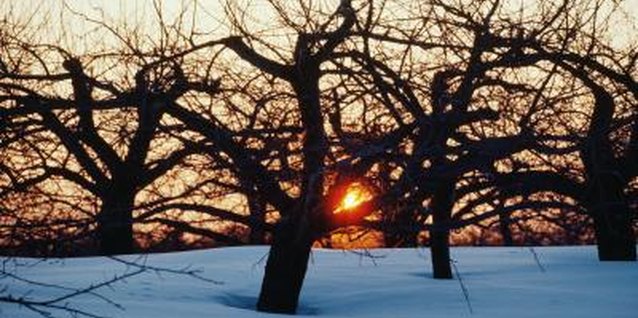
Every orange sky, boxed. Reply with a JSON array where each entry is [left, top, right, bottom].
[[3, 0, 636, 51]]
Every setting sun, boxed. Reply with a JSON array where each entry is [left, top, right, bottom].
[[334, 183, 373, 214]]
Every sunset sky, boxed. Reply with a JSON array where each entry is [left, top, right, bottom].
[[4, 0, 638, 50]]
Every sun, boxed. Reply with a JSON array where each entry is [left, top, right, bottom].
[[334, 183, 373, 214]]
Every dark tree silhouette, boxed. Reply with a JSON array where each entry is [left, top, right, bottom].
[[1, 1, 636, 316], [0, 5, 262, 255]]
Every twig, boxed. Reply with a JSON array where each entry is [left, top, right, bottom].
[[348, 248, 386, 266], [528, 247, 546, 273], [252, 250, 270, 273], [109, 256, 223, 285], [451, 258, 473, 314]]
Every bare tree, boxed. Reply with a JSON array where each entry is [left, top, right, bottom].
[[1, 1, 636, 316]]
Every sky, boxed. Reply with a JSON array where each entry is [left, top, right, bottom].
[[3, 0, 637, 51]]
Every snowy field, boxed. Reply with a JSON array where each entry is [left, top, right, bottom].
[[2, 246, 637, 318]]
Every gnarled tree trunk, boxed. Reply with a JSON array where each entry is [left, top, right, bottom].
[[498, 202, 514, 246], [256, 57, 327, 313], [256, 217, 314, 314], [384, 210, 419, 247], [248, 196, 267, 244], [588, 167, 636, 261], [580, 84, 636, 261], [430, 180, 454, 279], [592, 206, 635, 261], [97, 187, 135, 255]]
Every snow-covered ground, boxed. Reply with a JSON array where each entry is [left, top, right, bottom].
[[2, 246, 637, 318]]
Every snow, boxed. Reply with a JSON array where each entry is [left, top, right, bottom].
[[2, 246, 637, 318]]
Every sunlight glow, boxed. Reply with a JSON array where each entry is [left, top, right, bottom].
[[334, 183, 373, 214]]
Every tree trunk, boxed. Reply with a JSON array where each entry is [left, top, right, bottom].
[[577, 82, 636, 261], [430, 181, 454, 279], [593, 211, 635, 261], [97, 189, 135, 255], [248, 196, 267, 244], [499, 210, 514, 246], [256, 218, 313, 314], [256, 32, 330, 313], [589, 173, 636, 261], [384, 211, 418, 247]]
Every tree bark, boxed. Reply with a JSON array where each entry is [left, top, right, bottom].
[[256, 55, 326, 313], [499, 209, 514, 246], [430, 181, 454, 279], [97, 186, 135, 255], [593, 210, 636, 261], [256, 216, 314, 314], [384, 211, 418, 247], [248, 196, 267, 244], [579, 85, 636, 261], [589, 172, 636, 261]]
